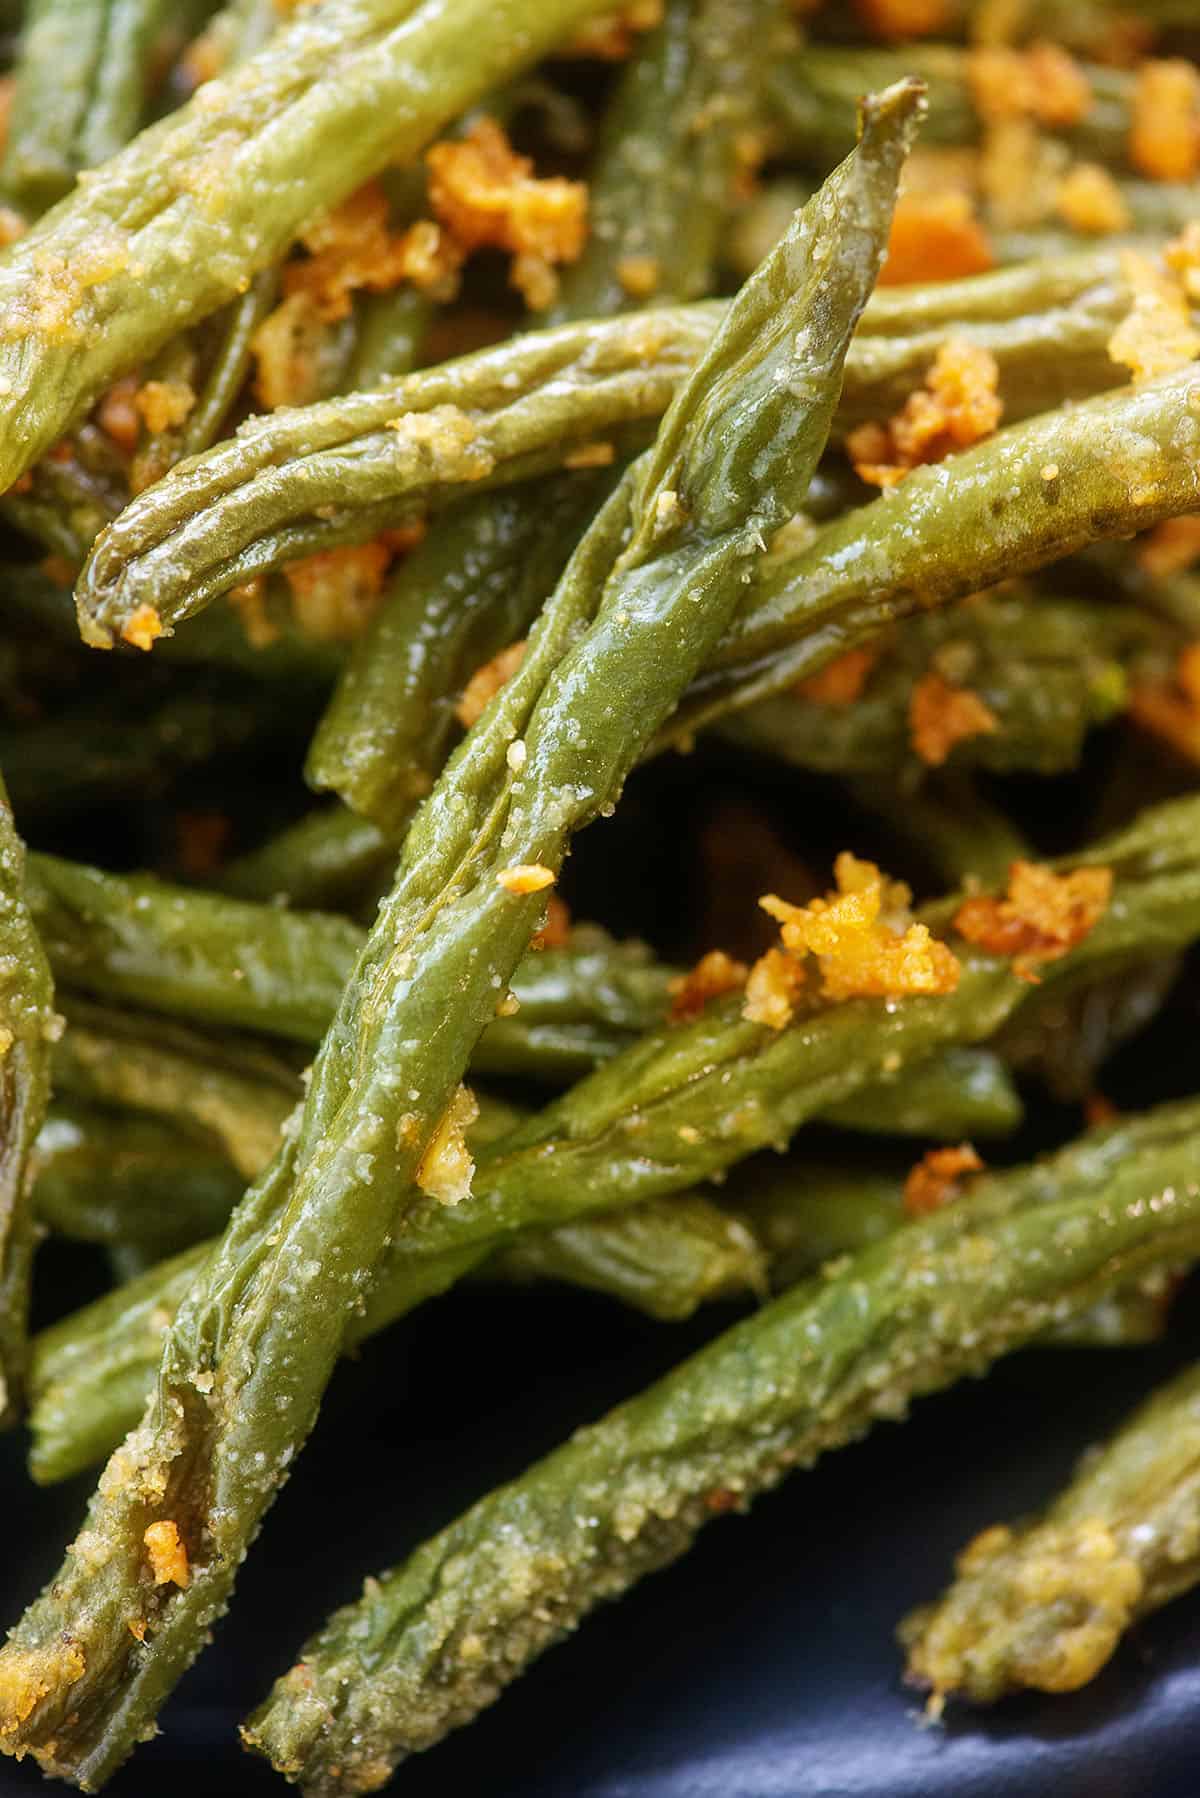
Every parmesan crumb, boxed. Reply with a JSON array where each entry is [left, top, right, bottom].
[[847, 338, 1003, 487], [415, 1084, 479, 1207], [1054, 162, 1131, 236], [564, 0, 664, 59], [496, 863, 556, 895], [966, 44, 1091, 128], [1130, 59, 1200, 183], [532, 894, 571, 950], [120, 604, 163, 652], [853, 0, 951, 40], [794, 646, 877, 708], [880, 191, 994, 288], [909, 671, 999, 766], [904, 1144, 984, 1217], [1136, 516, 1200, 578], [742, 945, 807, 1030], [283, 541, 395, 641], [1108, 249, 1200, 382], [1130, 640, 1200, 760], [506, 739, 527, 773], [144, 1520, 189, 1589], [134, 378, 195, 436], [455, 640, 526, 729], [954, 860, 1113, 975], [617, 255, 661, 298], [669, 949, 749, 1022]]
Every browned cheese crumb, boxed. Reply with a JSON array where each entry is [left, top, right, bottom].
[[531, 893, 571, 951], [1136, 515, 1200, 578], [455, 640, 527, 729], [134, 378, 196, 436], [852, 0, 952, 40], [847, 338, 1003, 487], [283, 540, 398, 642], [794, 646, 878, 708], [880, 191, 995, 288], [1130, 640, 1200, 760], [96, 375, 142, 455], [909, 670, 999, 766], [1130, 58, 1200, 182], [953, 859, 1113, 978], [563, 0, 665, 59], [415, 1084, 479, 1207], [903, 1143, 985, 1217], [496, 863, 556, 895], [426, 117, 588, 312], [1108, 248, 1200, 381], [668, 949, 750, 1022], [745, 853, 961, 1029], [120, 604, 163, 652], [1054, 162, 1131, 235], [144, 1519, 190, 1589], [967, 43, 1091, 127]]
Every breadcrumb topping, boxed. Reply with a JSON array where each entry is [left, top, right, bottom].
[[1130, 59, 1200, 183], [847, 338, 1003, 487], [251, 292, 329, 410], [880, 191, 995, 288], [852, 0, 951, 41], [1130, 640, 1200, 760], [497, 863, 556, 895], [1054, 162, 1131, 235], [903, 1143, 984, 1217], [564, 0, 664, 59], [532, 893, 571, 951], [669, 949, 749, 1022], [285, 179, 446, 323], [909, 671, 999, 766], [143, 1520, 189, 1589], [120, 603, 164, 652], [97, 376, 142, 455], [1165, 221, 1200, 303], [1107, 249, 1200, 382], [455, 640, 527, 729], [426, 118, 587, 311], [135, 378, 195, 437], [794, 646, 878, 708], [415, 1084, 479, 1207], [1136, 516, 1200, 578], [967, 43, 1091, 127], [745, 853, 960, 1029], [954, 860, 1113, 976], [283, 540, 395, 642]]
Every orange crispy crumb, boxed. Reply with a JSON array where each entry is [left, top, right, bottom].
[[1055, 162, 1131, 235], [847, 338, 1002, 487], [283, 541, 394, 642], [455, 640, 527, 729], [564, 0, 664, 59], [127, 1618, 148, 1642], [617, 255, 662, 299], [742, 946, 808, 1030], [910, 671, 999, 766], [1108, 248, 1200, 382], [40, 554, 76, 586], [178, 23, 224, 91], [747, 853, 960, 1028], [0, 206, 24, 248], [1166, 221, 1200, 303], [497, 863, 556, 895], [415, 1083, 478, 1207], [669, 949, 749, 1022], [532, 893, 571, 951], [880, 191, 995, 288], [97, 376, 142, 454], [563, 440, 616, 470], [953, 859, 1113, 975], [251, 292, 328, 410], [1084, 1091, 1120, 1127], [1137, 516, 1200, 578], [144, 1520, 189, 1589], [1130, 59, 1200, 183], [1130, 640, 1200, 760], [853, 0, 951, 39], [426, 119, 587, 308], [0, 75, 14, 159], [794, 646, 878, 708], [967, 43, 1091, 127], [120, 604, 163, 652], [904, 1143, 984, 1217], [134, 378, 195, 436], [285, 180, 451, 322], [227, 579, 278, 649]]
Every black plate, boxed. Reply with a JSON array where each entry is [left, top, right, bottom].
[[4, 1271, 1200, 1798]]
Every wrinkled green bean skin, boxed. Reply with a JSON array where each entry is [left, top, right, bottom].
[[900, 1357, 1200, 1704], [242, 1097, 1200, 1791], [670, 365, 1200, 743], [0, 0, 620, 494], [215, 805, 393, 911], [0, 90, 922, 1786], [0, 774, 56, 1425]]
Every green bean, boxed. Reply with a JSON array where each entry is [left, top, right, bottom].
[[242, 1094, 1200, 1789], [0, 773, 55, 1425], [51, 996, 301, 1180], [821, 1044, 1021, 1138], [668, 363, 1200, 746], [215, 805, 393, 910], [0, 90, 922, 1784], [0, 0, 627, 495], [998, 955, 1183, 1101], [722, 592, 1151, 779], [1, 0, 167, 217], [552, 0, 782, 320], [900, 1354, 1200, 1705], [341, 286, 431, 391], [307, 474, 617, 833], [32, 1099, 245, 1260], [75, 306, 719, 647]]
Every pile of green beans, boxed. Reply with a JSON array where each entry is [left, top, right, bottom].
[[1, 0, 1200, 1789]]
